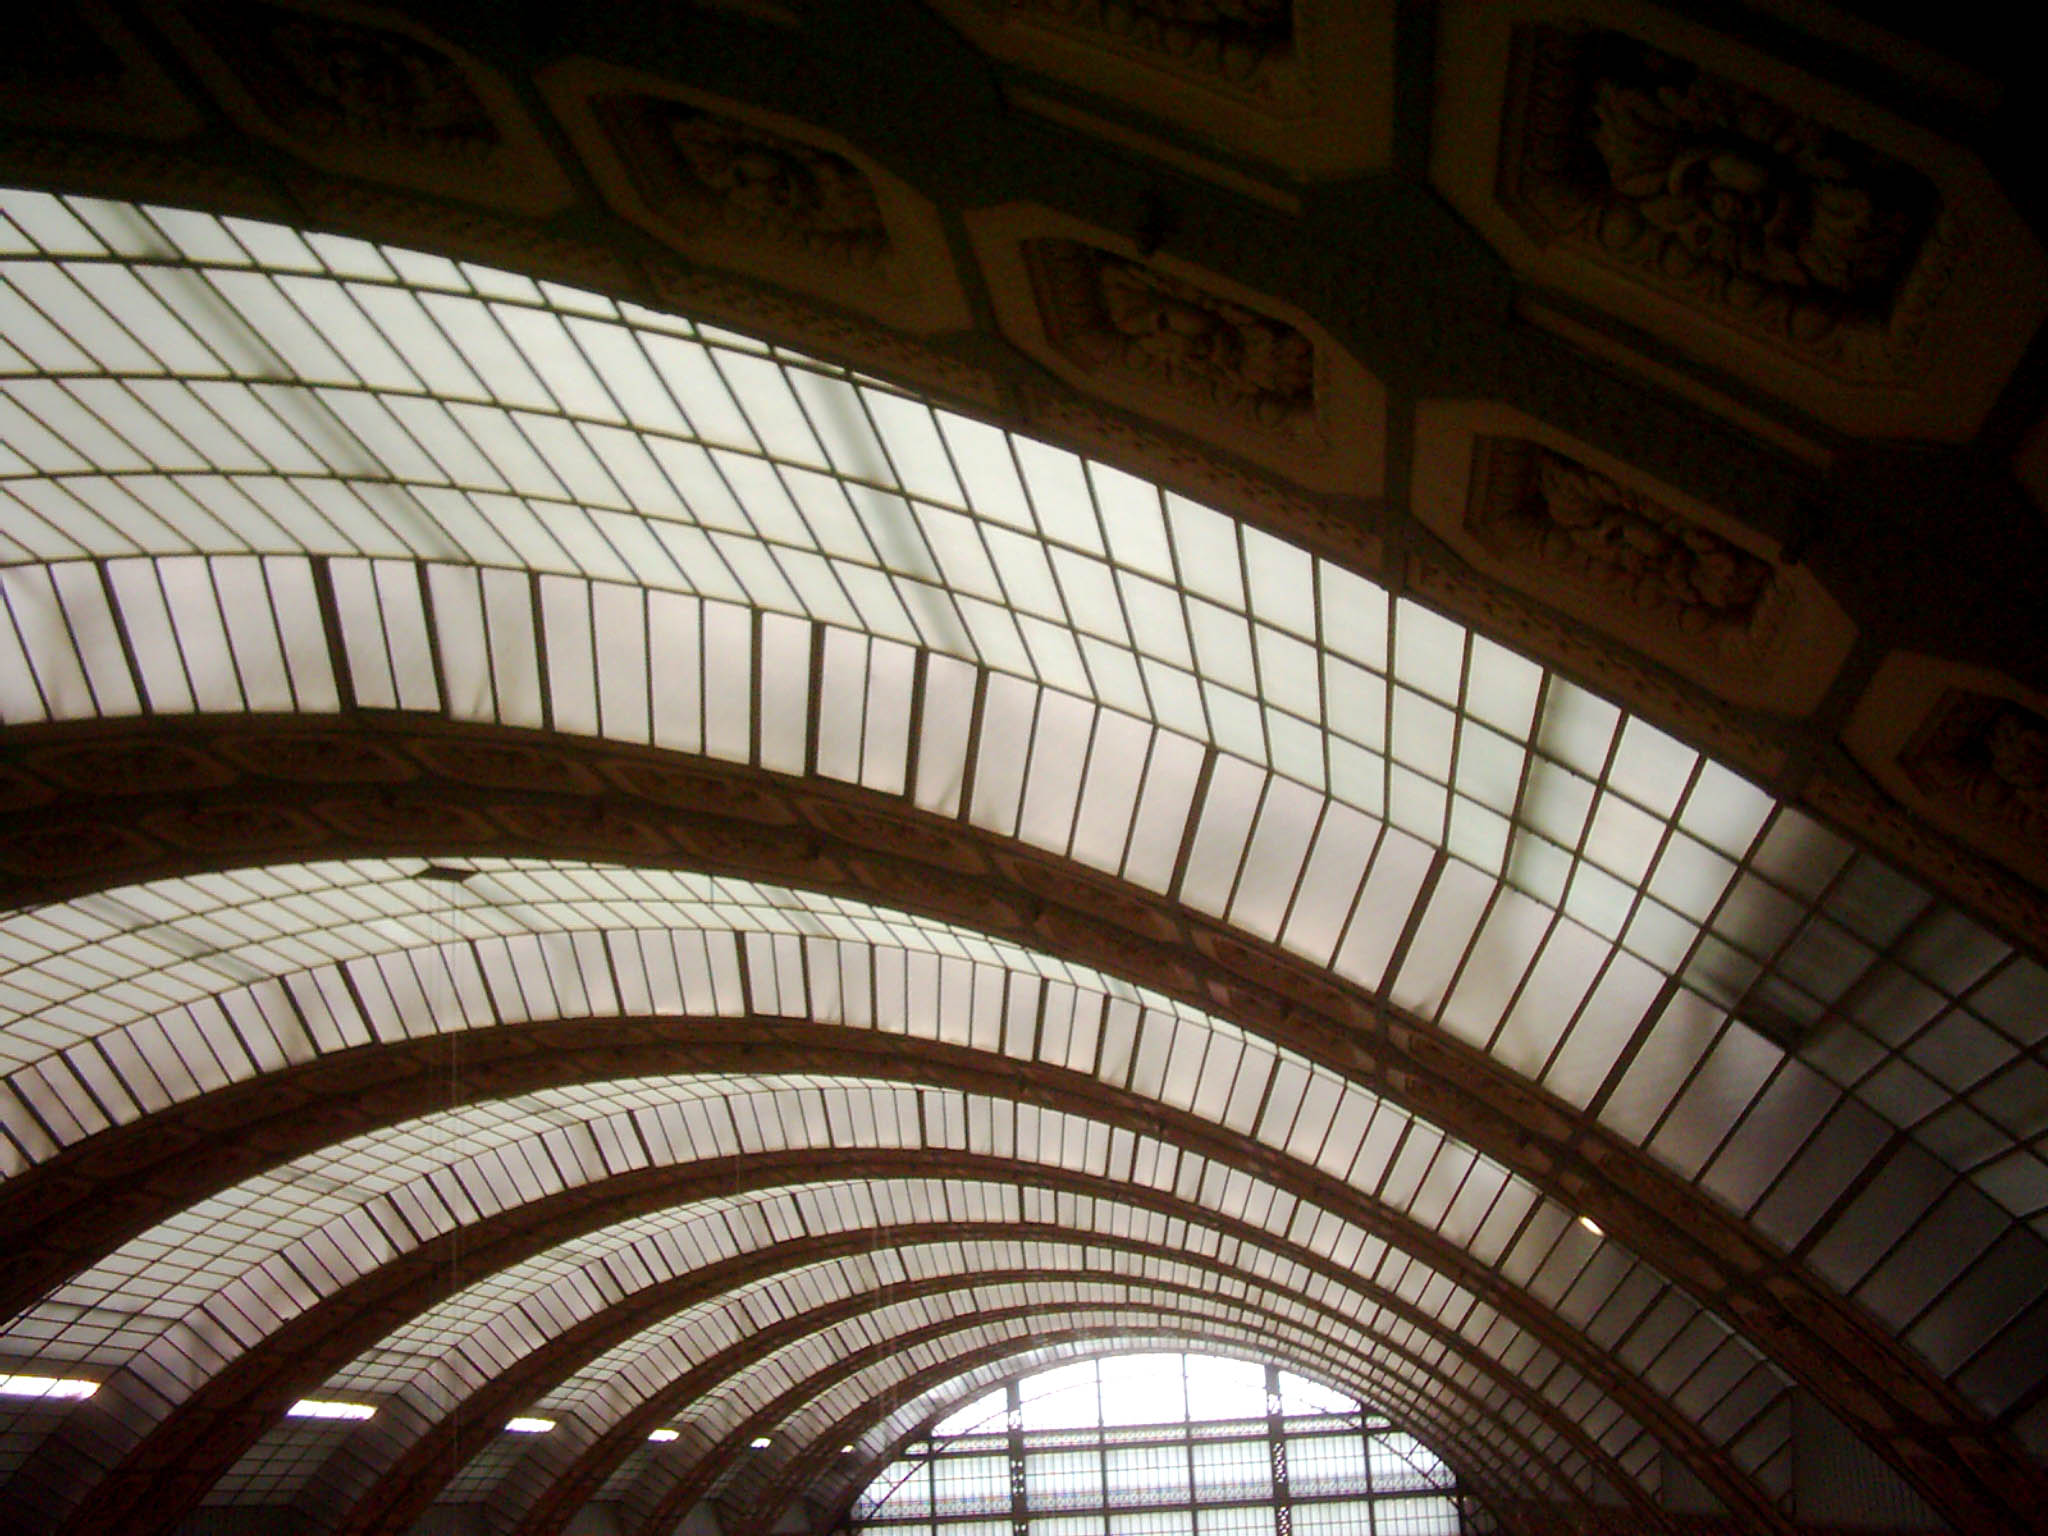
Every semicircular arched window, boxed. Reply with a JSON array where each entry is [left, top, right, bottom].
[[853, 1353, 1469, 1536]]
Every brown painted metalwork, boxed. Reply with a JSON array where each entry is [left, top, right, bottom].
[[0, 717, 2026, 1534]]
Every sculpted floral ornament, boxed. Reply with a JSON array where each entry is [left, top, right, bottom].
[[1500, 26, 1949, 381], [1901, 692, 2048, 851], [1027, 238, 1317, 437], [1592, 74, 1916, 303], [180, 0, 497, 152], [1471, 438, 1780, 649], [593, 94, 890, 267]]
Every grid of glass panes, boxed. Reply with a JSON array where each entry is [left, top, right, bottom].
[[1, 183, 2042, 1279], [0, 1070, 1686, 1507], [853, 1356, 1461, 1536], [0, 180, 2043, 1459]]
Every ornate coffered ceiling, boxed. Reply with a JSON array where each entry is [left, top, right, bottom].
[[0, 4, 2044, 1536]]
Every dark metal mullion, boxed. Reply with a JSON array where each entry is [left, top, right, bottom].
[[220, 554, 298, 714], [605, 331, 753, 605], [1011, 458, 1143, 871], [1265, 1364, 1291, 1536], [697, 344, 878, 636], [247, 268, 490, 506], [1009, 1380, 1029, 1536], [47, 374, 242, 515], [0, 261, 181, 395], [838, 378, 977, 657], [1520, 709, 1739, 1158], [7, 558, 112, 721], [1147, 469, 1225, 777], [1521, 755, 1710, 1097], [1087, 479, 1179, 778], [450, 293, 629, 579], [1865, 907, 2015, 1122], [22, 248, 203, 379], [1578, 755, 1809, 1134], [1216, 772, 1282, 930], [761, 386, 906, 662], [1698, 906, 1973, 1288]]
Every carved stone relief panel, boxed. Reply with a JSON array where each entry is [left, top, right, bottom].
[[155, 0, 573, 214], [1433, 1, 2048, 440], [0, 1, 200, 139], [1030, 238, 1316, 436], [542, 60, 969, 334], [1412, 401, 1852, 717], [971, 205, 1382, 493], [923, 0, 1392, 179], [1500, 26, 1947, 386], [1848, 657, 2048, 892]]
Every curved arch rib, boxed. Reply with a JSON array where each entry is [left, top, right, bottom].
[[309, 1230, 1635, 1534], [19, 1095, 1778, 1535], [0, 178, 2039, 1536]]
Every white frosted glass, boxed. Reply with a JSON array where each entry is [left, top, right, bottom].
[[1180, 756, 1264, 917]]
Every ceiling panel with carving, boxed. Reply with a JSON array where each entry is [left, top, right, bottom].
[[0, 6, 2045, 1536]]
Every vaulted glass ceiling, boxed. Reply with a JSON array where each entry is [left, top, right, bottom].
[[1, 183, 2044, 1531], [20, 1075, 1733, 1490], [2, 189, 2043, 1259]]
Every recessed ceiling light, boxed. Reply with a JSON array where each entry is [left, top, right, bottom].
[[1577, 1215, 1603, 1237], [750, 1435, 772, 1448], [506, 1416, 555, 1434], [288, 1399, 375, 1420], [841, 1444, 856, 1454], [649, 1428, 680, 1443], [0, 1373, 97, 1400]]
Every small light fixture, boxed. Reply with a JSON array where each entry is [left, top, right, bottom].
[[1577, 1215, 1603, 1237], [841, 1444, 856, 1454], [649, 1428, 680, 1443], [288, 1399, 376, 1421], [506, 1416, 555, 1434], [0, 1373, 98, 1401], [750, 1435, 772, 1449]]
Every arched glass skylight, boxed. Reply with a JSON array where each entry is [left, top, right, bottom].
[[0, 178, 2045, 1527], [858, 1354, 1463, 1536], [2, 185, 2042, 1334]]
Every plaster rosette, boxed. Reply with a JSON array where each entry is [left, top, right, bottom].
[[1412, 402, 1852, 716], [924, 0, 1392, 180], [1848, 656, 2048, 893], [970, 205, 1383, 495], [1433, 0, 2048, 440], [152, 0, 572, 215], [543, 60, 969, 335]]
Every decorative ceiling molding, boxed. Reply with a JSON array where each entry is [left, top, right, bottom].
[[1433, 0, 2048, 440], [1411, 401, 1854, 717], [970, 203, 1385, 493], [542, 57, 972, 334], [1847, 654, 2048, 894], [153, 0, 575, 215]]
